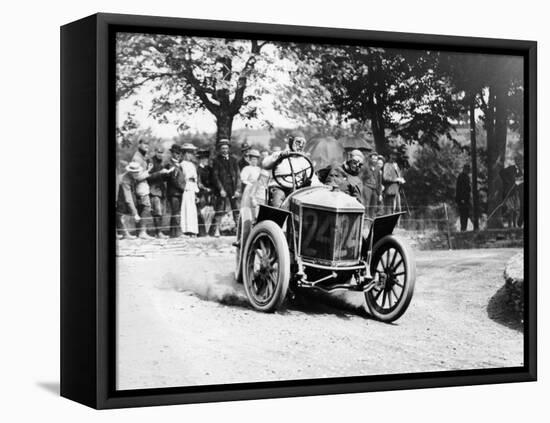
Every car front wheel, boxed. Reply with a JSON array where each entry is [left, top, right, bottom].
[[243, 220, 290, 312]]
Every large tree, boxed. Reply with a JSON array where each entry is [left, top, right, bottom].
[[478, 56, 523, 228], [439, 53, 489, 230], [117, 33, 274, 142], [277, 45, 461, 155], [439, 52, 523, 228]]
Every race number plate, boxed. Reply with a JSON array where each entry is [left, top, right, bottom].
[[300, 208, 362, 262]]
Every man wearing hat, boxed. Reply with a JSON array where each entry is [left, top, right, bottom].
[[361, 152, 383, 217], [238, 142, 251, 170], [128, 139, 155, 238], [166, 144, 186, 238], [212, 139, 241, 237], [147, 146, 169, 238], [382, 151, 406, 214], [196, 148, 214, 237], [117, 161, 153, 239], [116, 160, 135, 240], [324, 149, 365, 202]]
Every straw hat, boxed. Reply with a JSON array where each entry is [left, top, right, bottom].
[[247, 148, 260, 158], [125, 161, 144, 173], [181, 142, 197, 151]]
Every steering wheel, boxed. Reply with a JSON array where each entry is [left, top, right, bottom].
[[271, 152, 314, 190]]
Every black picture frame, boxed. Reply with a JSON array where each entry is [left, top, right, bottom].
[[60, 12, 537, 409]]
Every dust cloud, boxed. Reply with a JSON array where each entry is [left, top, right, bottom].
[[158, 271, 249, 307]]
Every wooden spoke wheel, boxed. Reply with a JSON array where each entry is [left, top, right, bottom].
[[243, 221, 290, 312], [364, 235, 416, 322]]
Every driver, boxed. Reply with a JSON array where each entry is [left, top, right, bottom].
[[262, 135, 317, 207]]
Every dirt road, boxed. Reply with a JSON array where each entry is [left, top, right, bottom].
[[116, 237, 523, 390]]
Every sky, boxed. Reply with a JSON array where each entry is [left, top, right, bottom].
[[117, 92, 297, 139]]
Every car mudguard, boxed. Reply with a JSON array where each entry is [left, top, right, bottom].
[[364, 212, 406, 248], [256, 204, 291, 228]]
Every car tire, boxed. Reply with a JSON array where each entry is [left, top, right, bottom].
[[363, 235, 416, 323], [242, 220, 290, 312]]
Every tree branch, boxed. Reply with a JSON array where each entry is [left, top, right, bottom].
[[117, 72, 180, 98], [230, 40, 264, 114], [181, 64, 220, 115]]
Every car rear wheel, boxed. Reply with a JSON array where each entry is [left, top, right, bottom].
[[243, 221, 290, 312], [364, 235, 415, 323]]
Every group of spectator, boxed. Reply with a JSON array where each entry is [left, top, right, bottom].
[[116, 138, 273, 239], [116, 135, 408, 240]]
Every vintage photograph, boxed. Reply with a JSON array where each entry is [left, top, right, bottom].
[[114, 31, 525, 390]]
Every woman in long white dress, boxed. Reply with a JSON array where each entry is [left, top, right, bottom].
[[180, 143, 199, 236]]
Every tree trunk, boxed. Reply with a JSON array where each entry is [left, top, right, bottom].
[[486, 83, 507, 229], [366, 62, 388, 156], [371, 115, 387, 155], [215, 111, 234, 143], [469, 95, 480, 231], [371, 94, 388, 155]]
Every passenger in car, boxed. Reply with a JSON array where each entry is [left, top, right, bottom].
[[324, 149, 365, 203]]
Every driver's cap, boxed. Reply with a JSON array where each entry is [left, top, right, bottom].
[[350, 149, 365, 163]]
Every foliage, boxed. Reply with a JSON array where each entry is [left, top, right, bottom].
[[117, 33, 277, 141], [276, 44, 462, 153], [405, 141, 470, 207]]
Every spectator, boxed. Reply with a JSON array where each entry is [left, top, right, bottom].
[[361, 152, 382, 217], [196, 148, 215, 237], [116, 160, 135, 240], [131, 139, 154, 237], [212, 139, 241, 237], [132, 138, 150, 169], [147, 147, 168, 238], [180, 143, 199, 237], [376, 155, 386, 215], [118, 161, 152, 239], [240, 148, 261, 188], [324, 149, 364, 202], [260, 150, 270, 164], [166, 144, 186, 238], [455, 164, 472, 232], [382, 152, 405, 214], [500, 162, 523, 228], [239, 149, 263, 218], [238, 142, 251, 170]]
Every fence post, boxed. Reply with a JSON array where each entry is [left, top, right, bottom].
[[443, 202, 453, 250]]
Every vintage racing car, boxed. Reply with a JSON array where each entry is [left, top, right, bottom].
[[235, 152, 416, 322]]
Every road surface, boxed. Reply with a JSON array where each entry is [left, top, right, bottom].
[[115, 237, 523, 390]]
